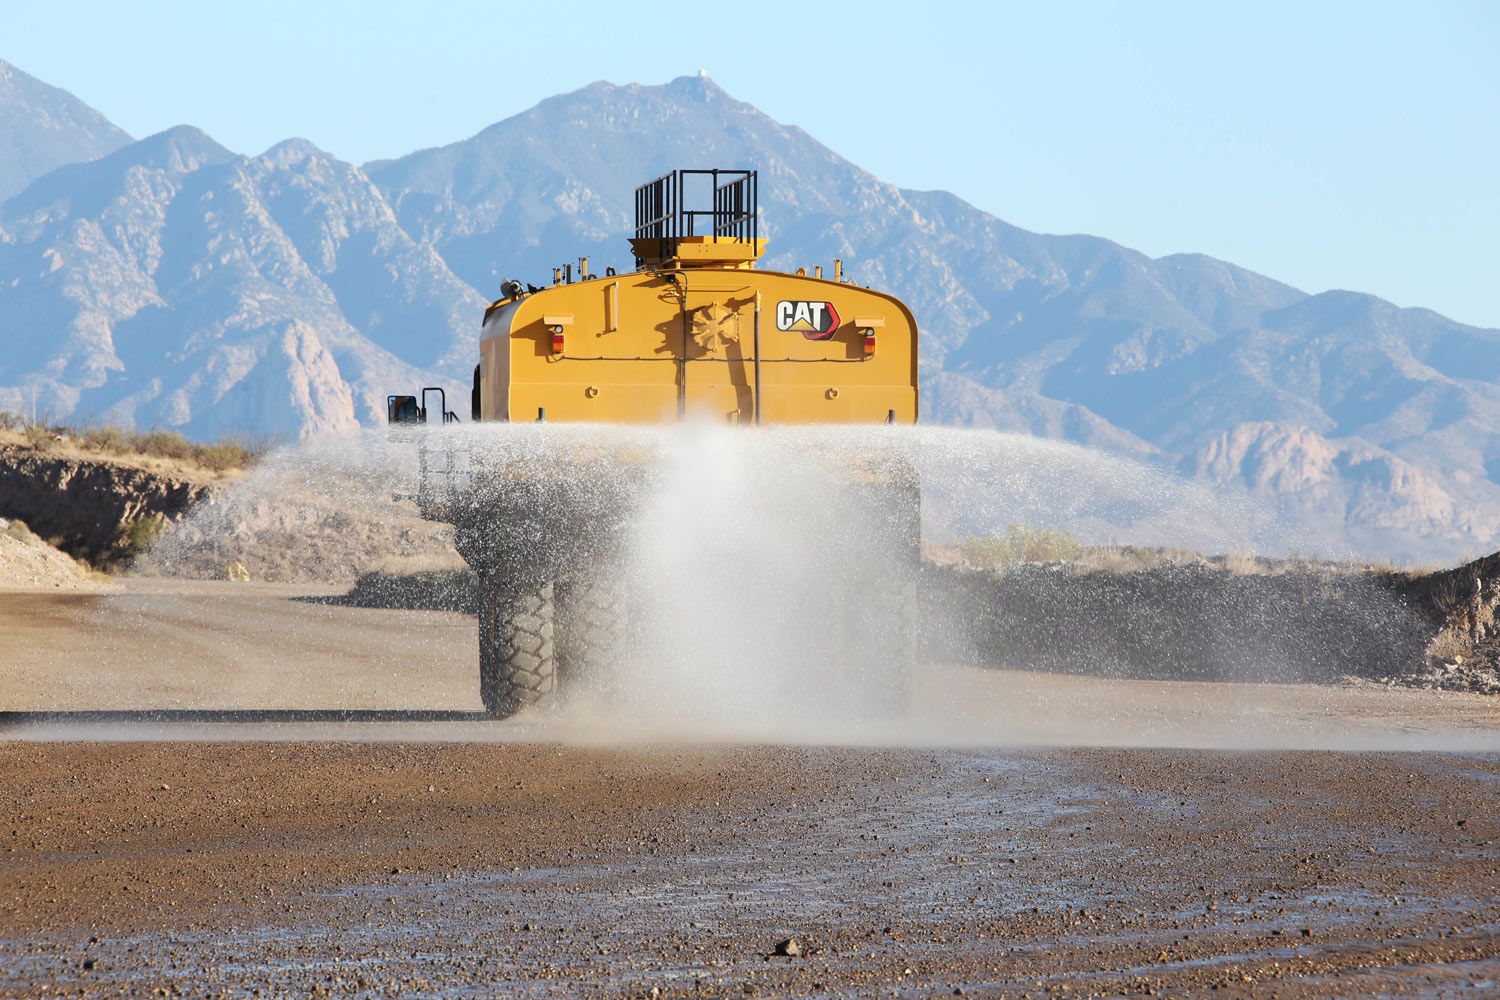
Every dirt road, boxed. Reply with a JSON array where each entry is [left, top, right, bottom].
[[4, 580, 1496, 749], [2, 743, 1496, 996], [1, 580, 1497, 995]]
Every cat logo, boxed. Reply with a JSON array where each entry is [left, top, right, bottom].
[[775, 300, 841, 341]]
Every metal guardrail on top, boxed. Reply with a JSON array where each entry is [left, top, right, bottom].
[[634, 169, 758, 256]]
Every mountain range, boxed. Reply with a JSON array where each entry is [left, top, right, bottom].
[[1, 60, 1496, 563]]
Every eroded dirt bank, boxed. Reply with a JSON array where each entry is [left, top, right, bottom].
[[0, 743, 1496, 996], [330, 554, 1500, 694], [0, 438, 214, 566]]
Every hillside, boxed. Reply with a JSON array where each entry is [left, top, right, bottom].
[[1, 69, 1497, 562], [0, 59, 131, 202]]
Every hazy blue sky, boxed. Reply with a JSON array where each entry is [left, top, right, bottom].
[[3, 1, 1496, 327]]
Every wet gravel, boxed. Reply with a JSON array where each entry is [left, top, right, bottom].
[[1, 742, 1496, 996]]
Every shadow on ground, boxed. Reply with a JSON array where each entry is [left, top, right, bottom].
[[0, 709, 490, 729]]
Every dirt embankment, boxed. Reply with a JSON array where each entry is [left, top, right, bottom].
[[0, 517, 91, 590], [932, 550, 1500, 693], [0, 431, 458, 582], [1404, 550, 1500, 684], [140, 492, 463, 584], [0, 438, 214, 566]]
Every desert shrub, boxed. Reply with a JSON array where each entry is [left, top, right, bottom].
[[18, 413, 267, 473], [134, 429, 194, 461], [194, 440, 254, 472], [75, 423, 265, 472], [79, 426, 129, 451], [23, 424, 59, 451], [120, 513, 167, 555], [960, 524, 1083, 569]]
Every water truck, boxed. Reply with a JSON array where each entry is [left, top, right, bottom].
[[388, 169, 920, 718]]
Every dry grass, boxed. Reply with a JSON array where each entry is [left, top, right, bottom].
[[1, 412, 269, 474], [949, 536, 1432, 579], [73, 426, 265, 472], [1071, 545, 1206, 573], [22, 424, 59, 452], [959, 525, 1084, 569]]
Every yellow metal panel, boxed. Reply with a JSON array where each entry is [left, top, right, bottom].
[[481, 264, 919, 425], [510, 381, 679, 423], [683, 382, 754, 424], [759, 385, 918, 424]]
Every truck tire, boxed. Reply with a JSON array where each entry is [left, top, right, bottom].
[[832, 570, 916, 717], [556, 574, 629, 690], [845, 475, 921, 715], [862, 572, 917, 714], [478, 576, 556, 719]]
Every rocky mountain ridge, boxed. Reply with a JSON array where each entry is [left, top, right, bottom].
[[0, 124, 485, 441], [1, 69, 1497, 562]]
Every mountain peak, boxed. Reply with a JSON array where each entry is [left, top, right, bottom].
[[663, 72, 730, 102], [259, 137, 329, 168], [119, 124, 235, 173], [0, 58, 34, 90], [0, 57, 133, 201]]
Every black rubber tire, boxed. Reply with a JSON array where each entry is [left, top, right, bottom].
[[556, 574, 629, 690], [478, 576, 557, 719]]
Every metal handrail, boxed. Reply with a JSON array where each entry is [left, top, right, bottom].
[[634, 169, 757, 255]]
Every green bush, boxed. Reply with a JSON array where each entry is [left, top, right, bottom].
[[120, 513, 167, 556], [960, 524, 1083, 569]]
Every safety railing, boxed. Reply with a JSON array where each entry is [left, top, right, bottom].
[[634, 169, 757, 257]]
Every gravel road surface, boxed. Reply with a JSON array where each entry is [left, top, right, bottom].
[[1, 580, 1496, 996]]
